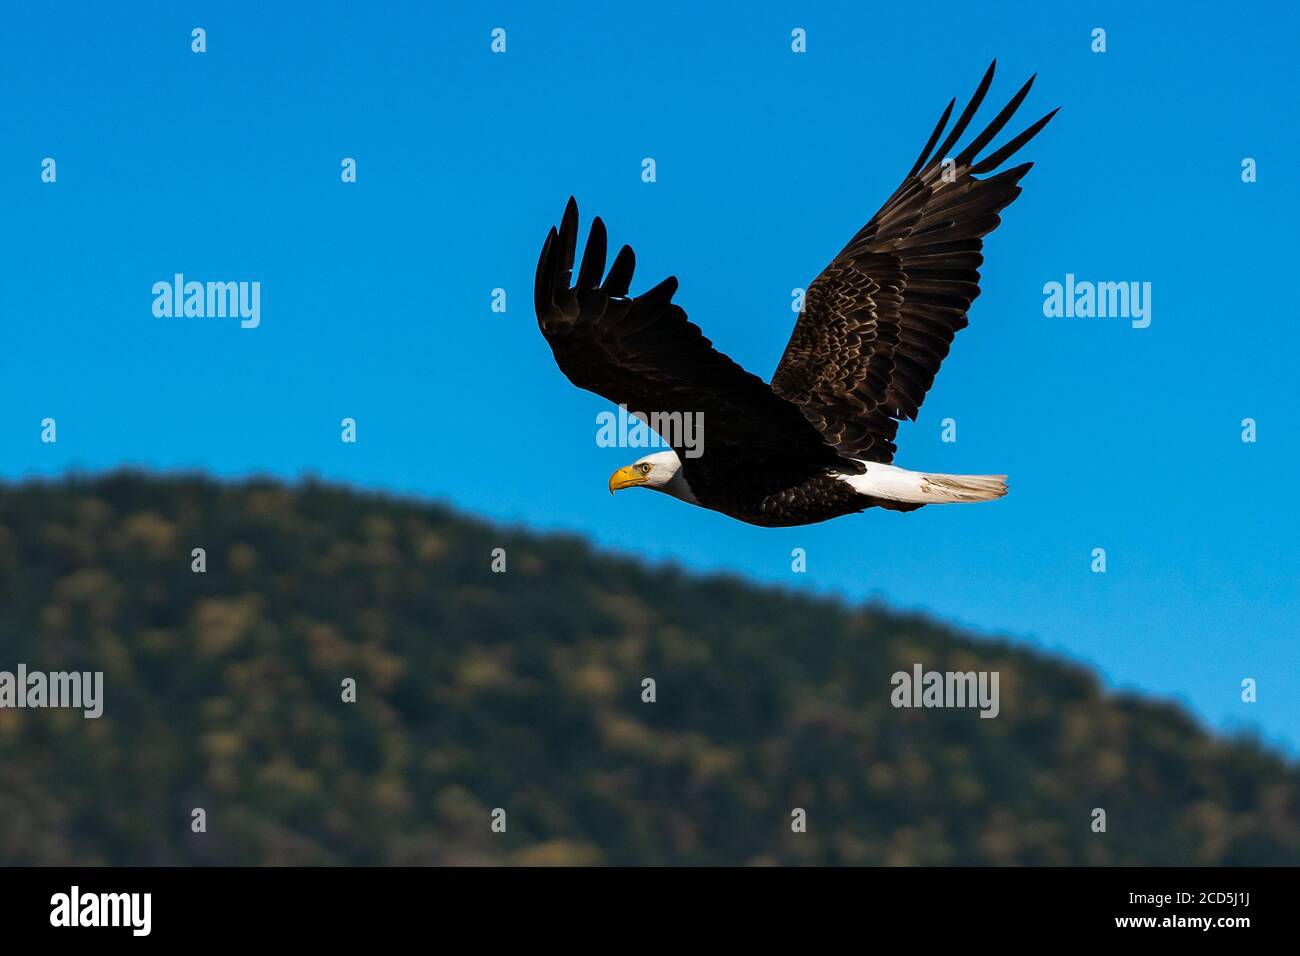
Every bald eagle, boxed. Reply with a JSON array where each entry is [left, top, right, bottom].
[[534, 62, 1056, 528]]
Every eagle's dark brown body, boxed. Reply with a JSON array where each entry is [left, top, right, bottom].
[[687, 460, 869, 527]]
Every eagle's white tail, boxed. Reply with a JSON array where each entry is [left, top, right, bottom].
[[841, 462, 1008, 504], [913, 472, 1008, 503]]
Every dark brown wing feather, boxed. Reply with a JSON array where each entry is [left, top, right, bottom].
[[771, 61, 1058, 463], [534, 198, 842, 470]]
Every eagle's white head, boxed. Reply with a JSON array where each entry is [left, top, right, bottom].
[[608, 450, 699, 504]]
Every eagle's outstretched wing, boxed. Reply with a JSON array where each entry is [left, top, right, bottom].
[[770, 61, 1057, 463], [535, 198, 843, 469]]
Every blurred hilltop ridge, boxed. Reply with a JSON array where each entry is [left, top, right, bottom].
[[0, 472, 1296, 865]]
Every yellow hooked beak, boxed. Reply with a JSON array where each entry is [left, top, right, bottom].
[[608, 465, 647, 494]]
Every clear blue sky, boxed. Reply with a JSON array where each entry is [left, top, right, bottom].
[[3, 2, 1297, 750]]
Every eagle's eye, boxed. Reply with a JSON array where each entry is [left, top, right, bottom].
[[639, 463, 652, 475]]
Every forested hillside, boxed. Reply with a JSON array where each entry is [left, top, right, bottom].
[[1, 473, 1296, 865]]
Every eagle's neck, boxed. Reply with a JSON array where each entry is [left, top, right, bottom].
[[661, 467, 700, 506]]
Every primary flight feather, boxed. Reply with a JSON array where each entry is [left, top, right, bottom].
[[534, 61, 1057, 527]]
